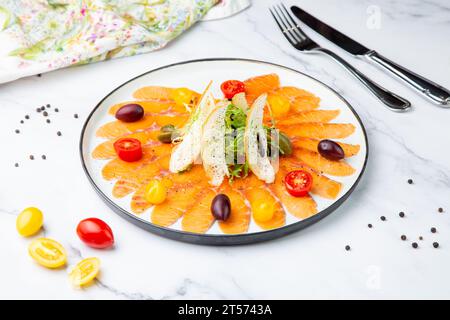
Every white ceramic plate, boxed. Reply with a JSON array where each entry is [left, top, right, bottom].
[[80, 58, 368, 245]]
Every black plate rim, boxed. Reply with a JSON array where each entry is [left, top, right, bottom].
[[79, 57, 369, 246]]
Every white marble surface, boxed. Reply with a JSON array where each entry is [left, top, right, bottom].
[[1, 0, 450, 300]]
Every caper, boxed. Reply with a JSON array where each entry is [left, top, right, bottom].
[[278, 131, 293, 156], [158, 132, 175, 144], [161, 124, 176, 133]]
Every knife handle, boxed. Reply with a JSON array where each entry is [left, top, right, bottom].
[[365, 51, 450, 107], [317, 48, 411, 112]]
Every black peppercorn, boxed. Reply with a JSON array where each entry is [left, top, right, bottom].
[[412, 242, 418, 249], [401, 235, 407, 241], [380, 216, 386, 221], [407, 179, 413, 184], [431, 227, 437, 233], [57, 131, 62, 136], [433, 242, 439, 248], [399, 212, 405, 218], [368, 224, 373, 228], [345, 245, 351, 251], [438, 208, 443, 213]]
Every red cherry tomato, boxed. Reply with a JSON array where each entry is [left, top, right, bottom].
[[220, 80, 245, 99], [284, 170, 313, 197], [76, 218, 114, 249], [114, 138, 142, 162]]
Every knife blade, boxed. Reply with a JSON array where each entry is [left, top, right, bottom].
[[291, 6, 370, 55], [291, 5, 450, 106]]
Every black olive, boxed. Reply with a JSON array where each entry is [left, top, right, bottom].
[[318, 139, 345, 161], [115, 104, 144, 122], [211, 194, 231, 221]]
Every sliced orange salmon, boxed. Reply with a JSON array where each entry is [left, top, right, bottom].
[[269, 167, 317, 219], [182, 190, 217, 233], [280, 157, 342, 199], [101, 145, 171, 180], [293, 149, 355, 176], [276, 110, 340, 126], [244, 74, 280, 105], [218, 183, 251, 234], [292, 138, 360, 158], [92, 131, 160, 160], [269, 86, 321, 112], [108, 100, 186, 115], [245, 187, 285, 230], [133, 86, 174, 101], [112, 154, 171, 198], [96, 114, 189, 139], [150, 185, 205, 226], [280, 123, 355, 140]]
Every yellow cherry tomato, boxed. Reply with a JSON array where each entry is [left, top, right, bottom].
[[16, 207, 43, 237], [268, 94, 290, 117], [144, 180, 167, 204], [69, 257, 101, 287], [171, 88, 194, 106], [28, 238, 67, 269], [251, 199, 275, 223]]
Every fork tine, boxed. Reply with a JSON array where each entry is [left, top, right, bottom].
[[269, 7, 296, 47], [271, 5, 303, 44], [277, 3, 308, 41]]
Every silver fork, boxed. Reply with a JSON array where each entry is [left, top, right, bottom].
[[270, 3, 411, 112]]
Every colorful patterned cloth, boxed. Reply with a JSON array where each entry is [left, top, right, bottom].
[[0, 0, 225, 84]]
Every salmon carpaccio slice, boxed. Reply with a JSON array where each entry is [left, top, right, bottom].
[[218, 183, 251, 234], [280, 123, 355, 140], [92, 131, 160, 160], [102, 144, 172, 180], [269, 86, 321, 112], [270, 168, 317, 219], [112, 154, 171, 198], [292, 138, 360, 158], [132, 86, 174, 101], [182, 190, 217, 233], [244, 73, 280, 105], [276, 110, 340, 125], [280, 158, 342, 200], [96, 114, 189, 139], [108, 100, 186, 115], [293, 149, 355, 177]]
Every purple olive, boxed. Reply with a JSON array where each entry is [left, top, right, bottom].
[[318, 139, 345, 161], [115, 104, 144, 122], [211, 194, 231, 221]]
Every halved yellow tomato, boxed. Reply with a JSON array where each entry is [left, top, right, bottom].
[[28, 238, 67, 269], [268, 94, 290, 117], [171, 88, 194, 106], [144, 179, 167, 204], [69, 257, 101, 287]]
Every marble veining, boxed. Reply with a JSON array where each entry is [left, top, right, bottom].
[[1, 0, 450, 299]]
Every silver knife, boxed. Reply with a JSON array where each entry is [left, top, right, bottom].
[[291, 6, 450, 107]]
